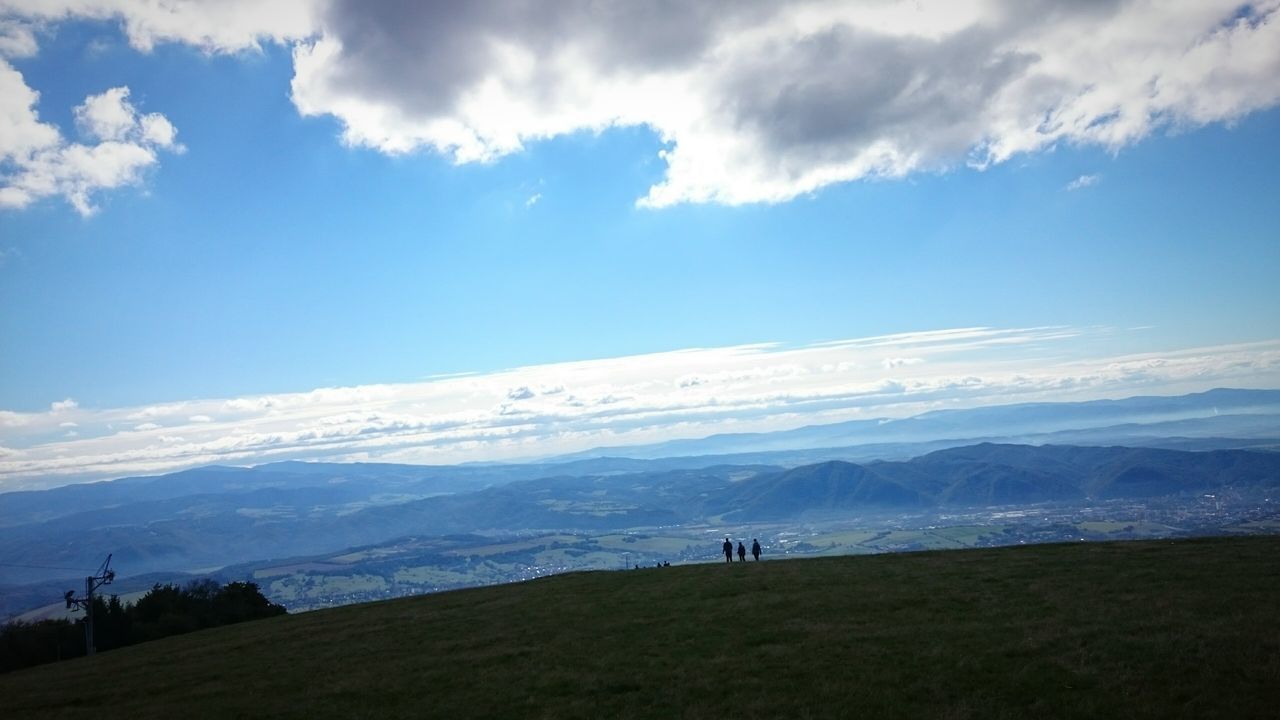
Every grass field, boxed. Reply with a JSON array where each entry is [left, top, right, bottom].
[[3, 536, 1278, 719]]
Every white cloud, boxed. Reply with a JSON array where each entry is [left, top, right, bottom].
[[524, 192, 541, 208], [0, 18, 36, 57], [2, 2, 1278, 208], [506, 386, 536, 401], [882, 357, 925, 369], [0, 0, 317, 54], [75, 86, 138, 141], [0, 58, 58, 157], [50, 398, 78, 412], [0, 69, 183, 215], [285, 0, 1280, 206], [2, 327, 1278, 488], [139, 113, 178, 147], [1066, 174, 1101, 191]]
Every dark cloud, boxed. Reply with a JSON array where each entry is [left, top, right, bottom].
[[318, 0, 766, 115], [724, 24, 1035, 168]]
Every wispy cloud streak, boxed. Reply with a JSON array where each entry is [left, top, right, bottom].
[[2, 327, 1278, 489]]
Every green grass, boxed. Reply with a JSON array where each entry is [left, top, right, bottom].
[[1075, 521, 1176, 535], [802, 525, 1001, 554], [266, 573, 389, 603], [591, 533, 697, 554], [4, 537, 1278, 719], [446, 535, 581, 558]]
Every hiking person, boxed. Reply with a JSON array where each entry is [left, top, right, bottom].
[[737, 541, 746, 562], [751, 538, 761, 561], [722, 537, 733, 563]]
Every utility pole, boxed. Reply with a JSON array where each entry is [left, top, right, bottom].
[[64, 554, 115, 656]]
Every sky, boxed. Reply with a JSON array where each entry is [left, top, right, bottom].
[[1, 1, 1279, 489]]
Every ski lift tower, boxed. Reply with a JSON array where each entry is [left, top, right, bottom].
[[64, 554, 115, 656]]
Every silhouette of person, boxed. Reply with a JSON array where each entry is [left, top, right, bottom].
[[737, 541, 746, 562], [723, 537, 733, 563], [751, 539, 761, 561]]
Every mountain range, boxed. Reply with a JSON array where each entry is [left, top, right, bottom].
[[712, 443, 1280, 520], [2, 388, 1277, 614], [3, 442, 1278, 590]]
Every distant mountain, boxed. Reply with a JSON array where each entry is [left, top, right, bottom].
[[0, 459, 689, 530], [709, 461, 925, 520], [711, 443, 1280, 521], [6, 441, 1279, 595], [547, 388, 1280, 461], [907, 443, 1280, 500]]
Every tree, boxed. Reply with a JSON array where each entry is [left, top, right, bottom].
[[2, 579, 287, 674], [0, 619, 79, 673]]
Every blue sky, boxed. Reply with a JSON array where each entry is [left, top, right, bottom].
[[1, 2, 1279, 486]]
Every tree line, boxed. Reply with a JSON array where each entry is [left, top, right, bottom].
[[1, 579, 286, 673]]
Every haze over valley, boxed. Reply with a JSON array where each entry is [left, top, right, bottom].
[[3, 388, 1277, 616]]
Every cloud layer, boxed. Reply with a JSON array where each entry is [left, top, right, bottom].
[[3, 1, 1279, 210], [3, 327, 1279, 489]]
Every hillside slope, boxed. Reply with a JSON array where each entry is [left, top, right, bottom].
[[3, 536, 1277, 719]]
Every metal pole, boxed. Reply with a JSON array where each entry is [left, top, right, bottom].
[[84, 576, 94, 656], [63, 555, 113, 657]]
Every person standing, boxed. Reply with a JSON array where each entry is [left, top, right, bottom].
[[722, 537, 734, 563], [737, 541, 747, 562], [751, 538, 761, 561]]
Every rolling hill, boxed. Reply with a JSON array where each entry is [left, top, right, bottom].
[[708, 460, 927, 519], [2, 537, 1276, 719]]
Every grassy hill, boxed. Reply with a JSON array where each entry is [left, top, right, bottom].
[[3, 537, 1278, 719]]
